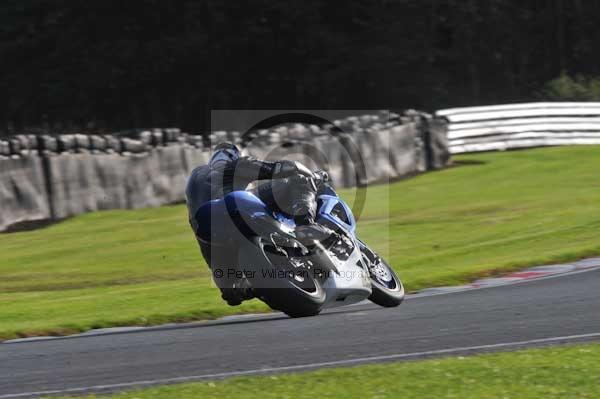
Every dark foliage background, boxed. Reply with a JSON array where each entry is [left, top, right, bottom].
[[1, 0, 599, 134]]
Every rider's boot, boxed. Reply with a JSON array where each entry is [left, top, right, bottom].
[[294, 215, 336, 246], [221, 278, 254, 306]]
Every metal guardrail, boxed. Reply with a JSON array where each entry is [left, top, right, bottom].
[[436, 102, 600, 154]]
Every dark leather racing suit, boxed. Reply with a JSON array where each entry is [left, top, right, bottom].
[[185, 156, 319, 303]]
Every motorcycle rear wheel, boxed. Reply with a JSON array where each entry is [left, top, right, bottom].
[[257, 262, 326, 318], [240, 238, 326, 317]]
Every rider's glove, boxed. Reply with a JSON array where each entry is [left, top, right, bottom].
[[273, 160, 298, 178], [314, 170, 330, 184]]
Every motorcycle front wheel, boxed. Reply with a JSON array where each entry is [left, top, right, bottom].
[[358, 239, 405, 307]]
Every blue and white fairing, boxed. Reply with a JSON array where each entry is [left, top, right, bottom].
[[316, 194, 357, 233], [196, 189, 372, 308], [195, 190, 289, 244], [314, 194, 372, 307]]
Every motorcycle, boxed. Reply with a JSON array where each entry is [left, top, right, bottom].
[[194, 163, 404, 317]]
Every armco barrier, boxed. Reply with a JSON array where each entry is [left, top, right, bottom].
[[437, 102, 600, 154], [0, 112, 449, 232]]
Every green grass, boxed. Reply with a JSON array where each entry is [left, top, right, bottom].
[[56, 343, 600, 399], [2, 146, 600, 340]]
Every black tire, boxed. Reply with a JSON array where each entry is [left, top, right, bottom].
[[256, 271, 325, 318], [239, 237, 326, 318], [263, 290, 324, 318], [358, 239, 405, 308]]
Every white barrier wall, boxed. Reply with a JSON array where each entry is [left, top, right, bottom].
[[436, 102, 600, 154]]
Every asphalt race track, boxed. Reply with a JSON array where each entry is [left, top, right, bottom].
[[2, 268, 600, 398]]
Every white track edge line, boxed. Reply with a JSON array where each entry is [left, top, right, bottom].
[[406, 266, 600, 299], [2, 331, 600, 399], [3, 265, 600, 345]]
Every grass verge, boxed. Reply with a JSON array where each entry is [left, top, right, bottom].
[[56, 343, 600, 399], [2, 146, 600, 340]]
